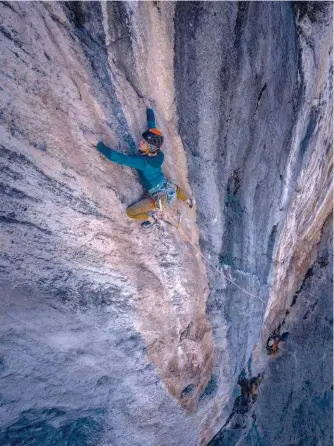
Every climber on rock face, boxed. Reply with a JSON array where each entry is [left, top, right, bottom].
[[96, 102, 193, 228]]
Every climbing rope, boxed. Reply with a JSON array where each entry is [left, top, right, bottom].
[[161, 207, 266, 305]]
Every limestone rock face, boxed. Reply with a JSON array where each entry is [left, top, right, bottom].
[[0, 2, 332, 446], [209, 214, 333, 446]]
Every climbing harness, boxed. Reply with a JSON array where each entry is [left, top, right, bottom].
[[148, 180, 176, 201], [148, 180, 177, 210], [160, 205, 266, 305]]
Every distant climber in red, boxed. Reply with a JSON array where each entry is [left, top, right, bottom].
[[96, 103, 193, 228]]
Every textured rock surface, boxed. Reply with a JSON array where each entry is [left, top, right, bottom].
[[209, 214, 333, 446], [0, 2, 332, 445], [175, 2, 333, 443]]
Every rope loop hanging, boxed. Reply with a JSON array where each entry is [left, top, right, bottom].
[[160, 207, 266, 305]]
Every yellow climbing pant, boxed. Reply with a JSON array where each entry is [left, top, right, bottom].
[[126, 185, 189, 221]]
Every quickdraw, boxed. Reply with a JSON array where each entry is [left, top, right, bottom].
[[146, 181, 180, 227], [148, 180, 177, 212]]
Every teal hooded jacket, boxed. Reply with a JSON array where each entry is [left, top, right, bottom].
[[96, 108, 166, 192]]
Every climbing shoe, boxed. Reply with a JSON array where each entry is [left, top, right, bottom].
[[141, 215, 157, 229], [188, 198, 195, 209], [141, 220, 153, 228]]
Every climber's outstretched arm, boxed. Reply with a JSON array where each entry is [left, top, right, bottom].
[[97, 142, 146, 170], [147, 108, 156, 130]]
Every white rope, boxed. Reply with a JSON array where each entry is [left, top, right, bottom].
[[161, 207, 266, 305]]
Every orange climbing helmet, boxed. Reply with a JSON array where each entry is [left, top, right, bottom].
[[142, 128, 164, 148]]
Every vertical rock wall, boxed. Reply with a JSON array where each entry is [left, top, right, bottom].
[[174, 2, 332, 443], [0, 1, 332, 445], [174, 2, 300, 440], [209, 214, 333, 446], [0, 2, 212, 445]]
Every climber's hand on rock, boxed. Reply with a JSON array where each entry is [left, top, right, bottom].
[[143, 97, 152, 109], [84, 132, 99, 146]]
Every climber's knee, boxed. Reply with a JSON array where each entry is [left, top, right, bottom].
[[126, 205, 152, 221], [126, 206, 137, 218], [126, 197, 156, 220]]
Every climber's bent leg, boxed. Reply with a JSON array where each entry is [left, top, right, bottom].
[[126, 197, 157, 221], [175, 185, 193, 208]]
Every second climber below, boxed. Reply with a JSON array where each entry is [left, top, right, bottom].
[[96, 105, 193, 228]]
